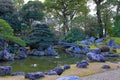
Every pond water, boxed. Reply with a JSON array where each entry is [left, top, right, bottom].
[[0, 52, 85, 73]]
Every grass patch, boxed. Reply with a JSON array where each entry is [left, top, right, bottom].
[[104, 37, 120, 44]]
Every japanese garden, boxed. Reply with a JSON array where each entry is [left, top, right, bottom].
[[0, 0, 120, 80]]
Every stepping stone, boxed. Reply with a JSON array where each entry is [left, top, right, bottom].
[[56, 76, 80, 80]]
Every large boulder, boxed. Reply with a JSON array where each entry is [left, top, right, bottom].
[[80, 46, 90, 54], [0, 48, 14, 61], [87, 52, 106, 62], [53, 67, 64, 75], [11, 72, 25, 76], [80, 40, 92, 45], [45, 45, 58, 56], [17, 47, 27, 59], [91, 48, 101, 54], [44, 70, 57, 75], [88, 37, 95, 43], [107, 39, 115, 47], [0, 66, 12, 76], [76, 60, 89, 68], [72, 46, 81, 54], [56, 76, 80, 80], [66, 46, 90, 55], [63, 65, 71, 70], [25, 72, 45, 80], [95, 38, 104, 43], [30, 49, 45, 56]]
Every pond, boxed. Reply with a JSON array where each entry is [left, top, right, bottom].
[[0, 52, 85, 73]]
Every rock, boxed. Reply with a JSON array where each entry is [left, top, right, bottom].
[[30, 49, 45, 56], [88, 37, 95, 43], [44, 70, 57, 75], [11, 72, 25, 76], [102, 65, 111, 69], [0, 66, 12, 76], [38, 51, 45, 56], [72, 46, 81, 54], [107, 39, 115, 47], [56, 76, 80, 80], [57, 42, 76, 47], [92, 48, 101, 54], [25, 72, 45, 80], [100, 46, 110, 52], [109, 54, 120, 57], [95, 38, 104, 43], [80, 40, 92, 45], [17, 47, 27, 59], [87, 52, 106, 62], [45, 45, 58, 56], [76, 60, 89, 68], [0, 48, 14, 61], [116, 45, 120, 48], [30, 49, 38, 55], [64, 65, 70, 70], [102, 52, 112, 57], [53, 67, 64, 75], [81, 46, 90, 54]]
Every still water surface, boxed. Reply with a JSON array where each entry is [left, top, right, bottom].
[[0, 53, 85, 73]]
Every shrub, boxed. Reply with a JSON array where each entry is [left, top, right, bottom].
[[62, 27, 85, 43], [0, 19, 26, 46], [26, 24, 55, 49]]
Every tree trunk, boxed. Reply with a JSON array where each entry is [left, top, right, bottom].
[[96, 1, 103, 38]]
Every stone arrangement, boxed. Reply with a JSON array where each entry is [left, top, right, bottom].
[[0, 66, 12, 76], [25, 72, 45, 80], [30, 45, 58, 56], [56, 76, 80, 80], [102, 65, 111, 69], [76, 60, 89, 68]]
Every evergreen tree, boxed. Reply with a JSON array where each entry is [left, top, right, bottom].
[[0, 19, 26, 47], [26, 24, 55, 49]]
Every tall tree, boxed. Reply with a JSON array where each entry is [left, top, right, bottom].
[[0, 0, 22, 33], [101, 2, 113, 36], [13, 0, 24, 10], [21, 1, 44, 26], [93, 0, 104, 38], [44, 0, 88, 35], [26, 24, 55, 49], [0, 0, 15, 17]]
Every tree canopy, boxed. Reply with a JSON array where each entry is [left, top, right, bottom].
[[0, 19, 26, 46]]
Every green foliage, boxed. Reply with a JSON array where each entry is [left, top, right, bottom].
[[0, 19, 26, 46], [0, 0, 15, 16], [72, 15, 99, 37], [44, 0, 89, 34], [21, 1, 44, 25], [0, 0, 22, 33], [62, 27, 85, 43], [26, 24, 55, 49], [113, 15, 120, 37], [2, 13, 22, 33], [105, 37, 120, 44], [13, 0, 24, 10]]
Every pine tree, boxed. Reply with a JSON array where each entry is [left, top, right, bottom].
[[26, 24, 55, 49]]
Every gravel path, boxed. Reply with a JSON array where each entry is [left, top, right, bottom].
[[81, 69, 120, 80]]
